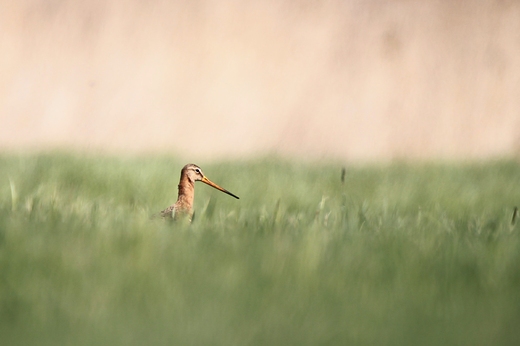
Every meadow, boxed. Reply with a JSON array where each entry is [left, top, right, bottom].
[[1, 153, 519, 345]]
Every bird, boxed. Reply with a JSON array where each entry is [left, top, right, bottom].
[[157, 163, 239, 221]]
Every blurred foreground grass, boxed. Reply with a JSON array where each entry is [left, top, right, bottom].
[[1, 153, 519, 345]]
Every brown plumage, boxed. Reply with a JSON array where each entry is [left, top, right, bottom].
[[158, 164, 239, 221]]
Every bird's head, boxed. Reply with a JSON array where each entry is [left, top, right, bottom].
[[181, 164, 239, 199]]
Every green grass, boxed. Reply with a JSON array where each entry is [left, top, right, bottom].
[[1, 153, 520, 345]]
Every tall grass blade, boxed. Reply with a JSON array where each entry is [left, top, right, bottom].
[[8, 175, 17, 212]]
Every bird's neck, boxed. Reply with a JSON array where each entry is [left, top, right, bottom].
[[176, 176, 195, 208]]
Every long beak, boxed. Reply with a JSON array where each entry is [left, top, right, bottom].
[[201, 176, 240, 199]]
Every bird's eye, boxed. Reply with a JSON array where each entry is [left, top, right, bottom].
[[195, 168, 201, 174]]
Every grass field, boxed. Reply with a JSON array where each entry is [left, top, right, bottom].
[[1, 153, 519, 345]]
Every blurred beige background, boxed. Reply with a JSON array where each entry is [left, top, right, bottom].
[[1, 0, 519, 161]]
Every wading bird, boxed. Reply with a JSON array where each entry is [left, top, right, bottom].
[[158, 164, 239, 221]]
